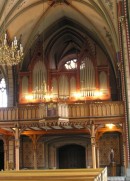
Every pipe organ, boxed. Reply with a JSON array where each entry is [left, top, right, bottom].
[[19, 49, 110, 103], [80, 57, 96, 97]]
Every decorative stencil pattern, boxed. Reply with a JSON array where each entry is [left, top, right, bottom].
[[21, 133, 121, 169], [99, 133, 120, 165], [22, 138, 34, 168], [37, 142, 44, 168]]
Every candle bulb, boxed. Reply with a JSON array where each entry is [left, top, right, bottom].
[[12, 52, 14, 58], [5, 33, 7, 39], [17, 51, 20, 57], [15, 39, 17, 45], [20, 46, 23, 52], [4, 39, 6, 45]]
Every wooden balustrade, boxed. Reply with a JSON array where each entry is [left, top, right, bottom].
[[0, 102, 124, 121], [61, 101, 124, 118], [0, 168, 107, 181], [0, 107, 18, 121], [18, 105, 40, 120], [0, 106, 41, 121]]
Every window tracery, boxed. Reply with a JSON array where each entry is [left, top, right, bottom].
[[64, 59, 77, 70]]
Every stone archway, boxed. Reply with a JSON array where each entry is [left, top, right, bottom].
[[58, 144, 86, 169], [42, 135, 91, 169]]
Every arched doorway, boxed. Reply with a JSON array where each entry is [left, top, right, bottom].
[[58, 144, 86, 169], [0, 140, 4, 170]]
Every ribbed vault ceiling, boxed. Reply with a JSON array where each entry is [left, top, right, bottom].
[[0, 0, 123, 73]]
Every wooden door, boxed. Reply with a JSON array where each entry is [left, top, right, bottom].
[[58, 144, 86, 169]]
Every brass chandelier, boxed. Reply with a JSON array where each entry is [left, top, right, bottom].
[[0, 33, 23, 66]]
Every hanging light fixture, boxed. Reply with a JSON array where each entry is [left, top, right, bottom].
[[0, 33, 23, 66], [0, 4, 24, 66]]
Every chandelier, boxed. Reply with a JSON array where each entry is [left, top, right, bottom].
[[0, 33, 23, 66]]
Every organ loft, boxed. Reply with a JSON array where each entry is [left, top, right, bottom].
[[0, 0, 129, 180]]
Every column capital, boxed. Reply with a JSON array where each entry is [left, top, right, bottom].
[[91, 136, 96, 146], [90, 123, 96, 137], [119, 16, 125, 25], [13, 127, 21, 138]]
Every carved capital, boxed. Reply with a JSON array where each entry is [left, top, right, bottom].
[[91, 136, 96, 146], [119, 16, 125, 25]]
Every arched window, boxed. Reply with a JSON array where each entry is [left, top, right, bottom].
[[0, 78, 7, 107], [64, 59, 77, 70]]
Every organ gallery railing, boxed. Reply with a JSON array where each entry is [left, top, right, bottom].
[[0, 101, 124, 121]]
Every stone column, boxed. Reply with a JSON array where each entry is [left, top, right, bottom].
[[118, 0, 130, 164], [91, 123, 96, 168], [96, 142, 100, 168], [14, 127, 20, 171], [122, 123, 127, 172]]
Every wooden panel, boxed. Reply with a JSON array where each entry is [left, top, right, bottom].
[[0, 168, 107, 181], [0, 101, 124, 121]]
